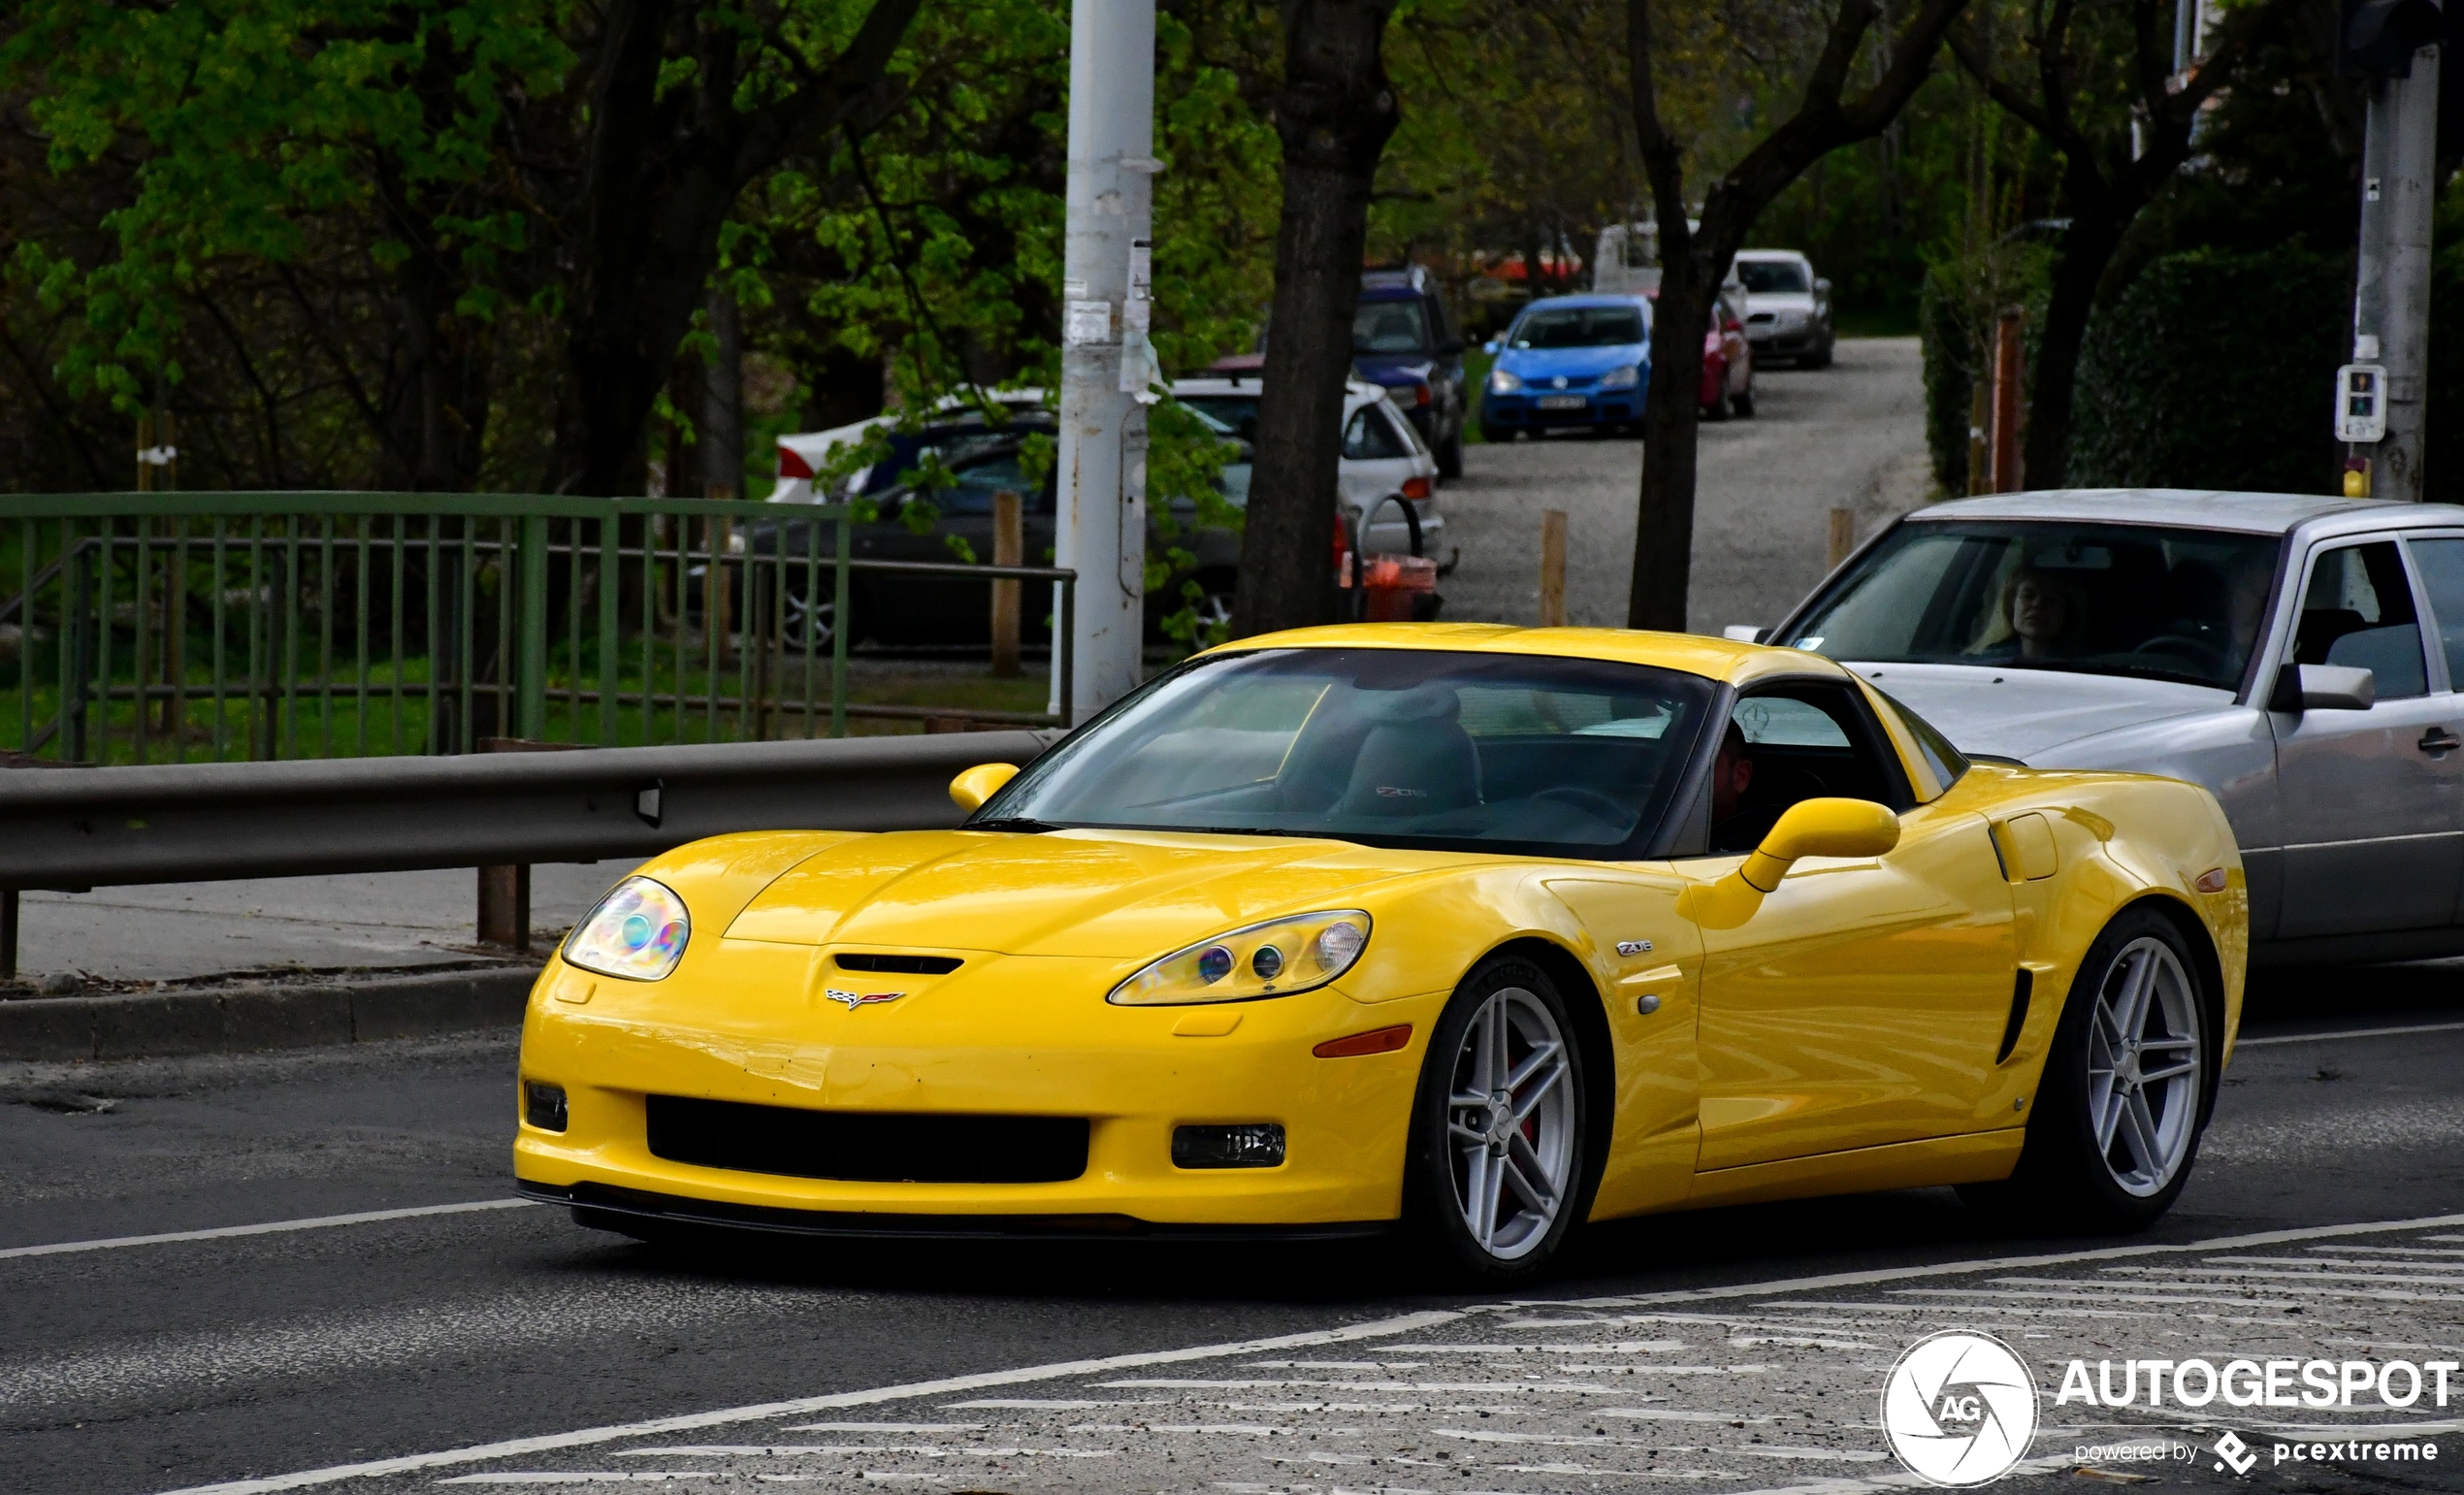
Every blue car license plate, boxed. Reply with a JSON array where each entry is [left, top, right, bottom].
[[1536, 395, 1587, 411]]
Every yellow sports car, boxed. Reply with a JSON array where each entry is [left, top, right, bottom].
[[515, 625, 2246, 1281]]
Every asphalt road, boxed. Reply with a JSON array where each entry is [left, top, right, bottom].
[[1440, 337, 1931, 635], [5, 967, 2463, 1495]]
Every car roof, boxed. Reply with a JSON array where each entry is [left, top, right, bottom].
[[1172, 375, 1392, 411], [1515, 294, 1652, 311], [1199, 623, 1844, 690], [1360, 265, 1435, 295], [1906, 488, 2464, 538], [1734, 248, 1810, 262]]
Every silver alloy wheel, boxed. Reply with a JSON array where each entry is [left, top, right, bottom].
[[2086, 936, 2204, 1197], [1444, 986, 1576, 1260]]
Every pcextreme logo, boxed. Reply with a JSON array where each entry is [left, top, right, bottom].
[[1881, 1330, 2042, 1486]]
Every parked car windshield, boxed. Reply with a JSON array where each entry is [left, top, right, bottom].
[[1353, 300, 1433, 354], [1786, 520, 2283, 691], [975, 647, 1714, 858], [1509, 307, 1646, 348], [1737, 260, 1811, 293]]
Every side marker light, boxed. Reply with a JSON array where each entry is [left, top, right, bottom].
[[2194, 866, 2228, 894], [1313, 1024, 1412, 1058]]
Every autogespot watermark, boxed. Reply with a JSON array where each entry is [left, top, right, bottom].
[[1879, 1338, 2450, 1484]]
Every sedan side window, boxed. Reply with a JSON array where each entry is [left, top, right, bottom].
[[2403, 537, 2464, 691], [1343, 407, 1410, 461], [2294, 541, 2426, 699]]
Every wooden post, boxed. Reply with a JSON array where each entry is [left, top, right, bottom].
[[1990, 307, 2025, 494], [991, 489, 1022, 677], [135, 411, 155, 493], [1966, 383, 1990, 497], [1, 891, 17, 983], [470, 736, 584, 952], [1538, 509, 1568, 628], [1827, 507, 1856, 570], [708, 486, 734, 668]]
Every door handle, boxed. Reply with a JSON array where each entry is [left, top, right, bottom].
[[2419, 728, 2461, 756]]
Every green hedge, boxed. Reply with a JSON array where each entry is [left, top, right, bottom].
[[1918, 250, 2050, 497], [2069, 247, 2351, 494]]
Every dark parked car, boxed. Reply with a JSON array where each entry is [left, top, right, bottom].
[[749, 412, 1243, 648], [1352, 265, 1469, 479]]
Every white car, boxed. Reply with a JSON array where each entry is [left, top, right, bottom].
[[1170, 370, 1443, 559], [1732, 249, 1834, 368], [766, 389, 1050, 504]]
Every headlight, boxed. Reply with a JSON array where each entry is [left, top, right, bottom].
[[1108, 910, 1372, 1006], [564, 876, 691, 982], [1600, 365, 1640, 389], [1487, 368, 1522, 393]]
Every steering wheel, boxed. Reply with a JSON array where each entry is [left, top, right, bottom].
[[2137, 634, 2226, 668], [1534, 786, 1630, 823]]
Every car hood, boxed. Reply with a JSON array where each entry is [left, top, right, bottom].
[[1844, 662, 2235, 763], [725, 827, 1455, 959], [1496, 344, 1648, 379], [1748, 293, 1817, 313]]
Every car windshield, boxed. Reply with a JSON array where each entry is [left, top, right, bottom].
[[1353, 300, 1433, 354], [976, 647, 1713, 857], [1786, 520, 2284, 691], [1177, 394, 1257, 441], [1510, 307, 1645, 348], [1737, 260, 1810, 293]]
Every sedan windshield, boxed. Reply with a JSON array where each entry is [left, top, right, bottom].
[[1737, 260, 1810, 293], [1510, 307, 1646, 348], [1786, 521, 2283, 691], [976, 648, 1713, 857]]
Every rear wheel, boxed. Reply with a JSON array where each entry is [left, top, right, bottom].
[[1968, 907, 2212, 1232], [1405, 956, 1592, 1283]]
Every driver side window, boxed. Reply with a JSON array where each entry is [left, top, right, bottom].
[[1698, 684, 1907, 856], [2294, 541, 2426, 699]]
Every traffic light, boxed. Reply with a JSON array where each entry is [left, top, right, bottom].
[[2341, 0, 2444, 77]]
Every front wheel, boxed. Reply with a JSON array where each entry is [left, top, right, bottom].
[[1435, 428, 1465, 479], [1976, 908, 2213, 1232], [1404, 956, 1593, 1283]]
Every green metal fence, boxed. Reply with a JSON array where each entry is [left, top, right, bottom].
[[0, 492, 1075, 764]]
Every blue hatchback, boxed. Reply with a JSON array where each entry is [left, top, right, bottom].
[[1478, 295, 1653, 437]]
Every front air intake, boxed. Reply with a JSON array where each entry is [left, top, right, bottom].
[[833, 953, 964, 975], [645, 1096, 1086, 1184]]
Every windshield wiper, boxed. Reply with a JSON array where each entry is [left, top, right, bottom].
[[965, 816, 1060, 833]]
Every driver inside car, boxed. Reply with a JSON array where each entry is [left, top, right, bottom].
[[1971, 565, 2089, 662], [1707, 723, 1782, 854]]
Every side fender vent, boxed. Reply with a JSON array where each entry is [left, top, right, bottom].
[[1995, 969, 2034, 1065]]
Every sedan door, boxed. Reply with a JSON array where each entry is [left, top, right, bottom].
[[2268, 537, 2464, 939]]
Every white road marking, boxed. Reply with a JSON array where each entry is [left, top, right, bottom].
[[2236, 1020, 2464, 1047], [151, 1311, 1462, 1494], [153, 1212, 2464, 1495], [0, 1198, 535, 1261]]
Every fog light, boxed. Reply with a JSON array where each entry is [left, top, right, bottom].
[[525, 1081, 568, 1133], [1172, 1122, 1285, 1169]]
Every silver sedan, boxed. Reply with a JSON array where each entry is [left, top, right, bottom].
[[1763, 489, 2464, 968]]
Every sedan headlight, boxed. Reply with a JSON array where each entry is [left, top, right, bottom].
[[1108, 910, 1372, 1006], [564, 876, 691, 982], [1487, 368, 1523, 393], [1599, 365, 1641, 389]]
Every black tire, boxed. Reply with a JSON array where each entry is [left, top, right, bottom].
[[1403, 954, 1598, 1284], [1733, 383, 1756, 418], [1967, 906, 2215, 1233], [1436, 427, 1465, 479], [1702, 382, 1732, 422], [1804, 341, 1833, 370]]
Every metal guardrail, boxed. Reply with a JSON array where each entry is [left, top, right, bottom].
[[0, 492, 1076, 765], [0, 730, 1060, 890]]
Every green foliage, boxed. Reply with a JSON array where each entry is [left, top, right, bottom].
[[2067, 247, 2350, 495], [1917, 244, 2049, 496]]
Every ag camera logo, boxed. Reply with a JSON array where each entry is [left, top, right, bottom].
[[1882, 1330, 2041, 1485]]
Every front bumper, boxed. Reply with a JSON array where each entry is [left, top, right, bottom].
[[1746, 325, 1822, 356], [1481, 390, 1638, 429], [515, 953, 1443, 1229]]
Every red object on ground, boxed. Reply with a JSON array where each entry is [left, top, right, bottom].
[[1361, 554, 1438, 621]]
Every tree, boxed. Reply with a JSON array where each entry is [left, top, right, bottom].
[[549, 0, 927, 496], [1235, 0, 1401, 637], [1624, 0, 1969, 632], [1949, 0, 2271, 488]]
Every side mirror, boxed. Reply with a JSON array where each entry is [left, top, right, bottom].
[[2270, 663, 2376, 713], [1680, 797, 1899, 929], [949, 762, 1021, 812], [1814, 276, 1832, 295]]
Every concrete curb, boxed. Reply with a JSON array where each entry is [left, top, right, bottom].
[[0, 966, 541, 1062]]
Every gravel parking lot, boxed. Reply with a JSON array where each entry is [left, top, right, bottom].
[[1437, 337, 1932, 636]]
